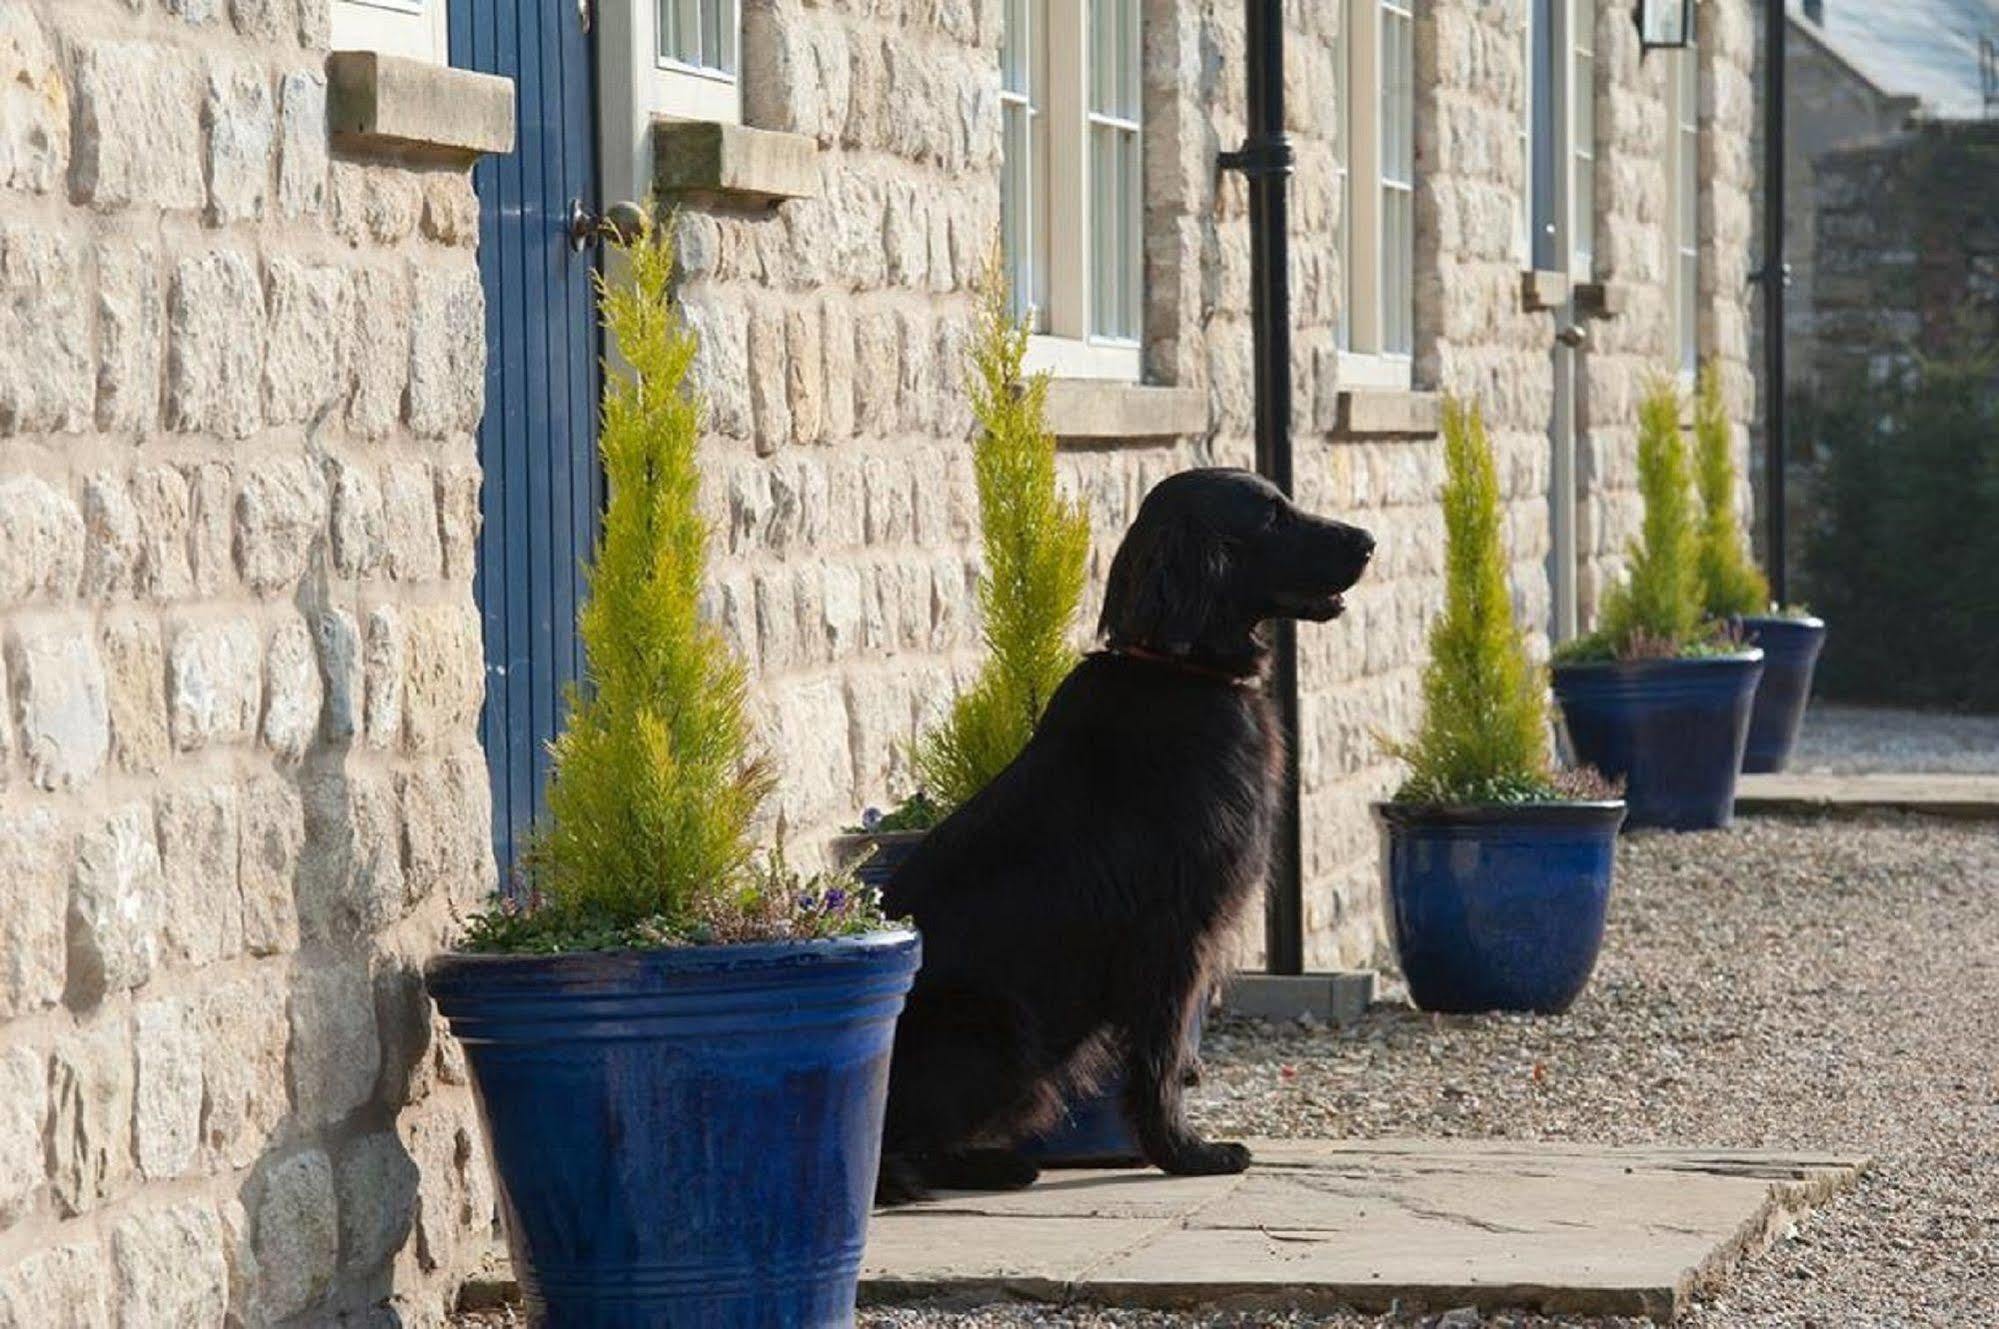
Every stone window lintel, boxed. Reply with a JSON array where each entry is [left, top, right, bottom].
[[653, 119, 819, 208], [1520, 268, 1572, 312], [1330, 389, 1442, 441], [326, 51, 516, 164], [1573, 280, 1632, 320], [1042, 381, 1207, 444]]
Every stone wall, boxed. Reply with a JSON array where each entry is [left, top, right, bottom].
[[673, 0, 1761, 974], [0, 2, 501, 1324]]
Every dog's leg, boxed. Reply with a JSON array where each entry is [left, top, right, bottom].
[[917, 1147, 1041, 1193], [1120, 983, 1250, 1177]]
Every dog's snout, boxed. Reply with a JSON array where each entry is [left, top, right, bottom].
[[1355, 529, 1376, 560]]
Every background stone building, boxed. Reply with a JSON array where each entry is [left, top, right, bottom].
[[0, 0, 1760, 1323]]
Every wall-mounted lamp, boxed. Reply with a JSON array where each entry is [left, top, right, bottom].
[[1635, 0, 1694, 52]]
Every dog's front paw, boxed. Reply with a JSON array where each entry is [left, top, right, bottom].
[[1159, 1139, 1252, 1176]]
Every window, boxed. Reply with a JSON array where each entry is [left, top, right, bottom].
[[1523, 0, 1593, 279], [1002, 0, 1144, 380], [1337, 0, 1415, 383], [1667, 40, 1699, 377], [600, 0, 742, 205], [331, 0, 446, 62]]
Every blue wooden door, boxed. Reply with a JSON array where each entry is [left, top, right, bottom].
[[451, 0, 603, 880]]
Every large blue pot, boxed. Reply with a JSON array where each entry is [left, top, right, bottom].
[[1378, 801, 1626, 1014], [1551, 652, 1764, 830], [428, 931, 920, 1328], [1737, 615, 1827, 774]]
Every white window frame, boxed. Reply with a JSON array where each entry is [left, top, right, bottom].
[[1667, 38, 1700, 381], [1337, 0, 1415, 388], [1008, 0, 1144, 383], [599, 0, 743, 207], [331, 0, 446, 63]]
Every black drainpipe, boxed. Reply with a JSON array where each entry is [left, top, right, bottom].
[[1220, 0, 1303, 975], [1761, 0, 1789, 603]]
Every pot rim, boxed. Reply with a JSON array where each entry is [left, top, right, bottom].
[[1736, 612, 1827, 631], [828, 827, 932, 847], [427, 926, 920, 988], [1551, 648, 1764, 677], [1373, 799, 1628, 829]]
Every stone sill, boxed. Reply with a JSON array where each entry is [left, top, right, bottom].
[[1330, 389, 1442, 440], [1574, 280, 1632, 320], [1043, 381, 1207, 443], [1521, 268, 1571, 312], [327, 51, 515, 164], [654, 119, 818, 207]]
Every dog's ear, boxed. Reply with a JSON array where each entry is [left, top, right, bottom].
[[1099, 512, 1231, 654]]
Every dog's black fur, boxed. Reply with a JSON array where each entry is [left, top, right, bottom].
[[876, 468, 1375, 1203]]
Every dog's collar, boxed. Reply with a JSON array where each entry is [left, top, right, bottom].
[[1102, 644, 1260, 686]]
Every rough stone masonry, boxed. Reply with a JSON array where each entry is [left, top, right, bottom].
[[0, 0, 1760, 1324]]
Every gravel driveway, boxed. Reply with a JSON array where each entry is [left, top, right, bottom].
[[1789, 703, 1999, 775], [864, 814, 1999, 1327]]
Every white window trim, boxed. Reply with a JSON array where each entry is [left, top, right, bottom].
[[1005, 0, 1144, 382], [1567, 0, 1597, 280], [331, 0, 446, 63], [1336, 0, 1414, 389], [599, 0, 743, 206], [1667, 38, 1700, 383]]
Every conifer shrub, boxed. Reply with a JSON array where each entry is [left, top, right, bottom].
[[908, 273, 1091, 813], [1556, 376, 1730, 663], [1692, 360, 1771, 621], [462, 217, 886, 953]]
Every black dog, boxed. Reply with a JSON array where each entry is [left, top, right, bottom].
[[876, 468, 1374, 1203]]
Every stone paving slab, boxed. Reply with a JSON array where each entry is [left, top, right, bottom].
[[860, 1139, 1867, 1321], [1736, 772, 1999, 820]]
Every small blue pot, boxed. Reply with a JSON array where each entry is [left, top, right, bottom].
[[1737, 615, 1827, 774], [1552, 652, 1764, 831], [829, 830, 928, 891], [1022, 1006, 1207, 1168], [1378, 801, 1626, 1014], [429, 931, 920, 1329]]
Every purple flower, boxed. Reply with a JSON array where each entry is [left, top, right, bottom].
[[861, 806, 884, 831], [823, 888, 848, 913]]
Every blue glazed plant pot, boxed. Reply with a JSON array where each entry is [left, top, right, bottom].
[[1377, 801, 1626, 1014], [1021, 1006, 1207, 1168], [429, 931, 920, 1329], [1737, 615, 1827, 774], [828, 830, 928, 891], [1551, 652, 1764, 831]]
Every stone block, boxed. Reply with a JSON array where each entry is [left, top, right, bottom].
[[0, 475, 83, 606], [167, 250, 265, 438], [436, 461, 482, 580], [67, 803, 163, 1006], [155, 783, 242, 968], [264, 259, 347, 425], [48, 1016, 133, 1216], [407, 267, 486, 438], [101, 615, 168, 776], [748, 305, 790, 453], [330, 160, 422, 247], [0, 225, 91, 433], [421, 172, 481, 247], [95, 242, 164, 433], [235, 456, 328, 595], [262, 615, 324, 763], [400, 602, 483, 751], [0, 808, 64, 1018], [201, 971, 289, 1169], [363, 605, 405, 749], [278, 68, 329, 219], [110, 1200, 229, 1328], [167, 618, 262, 751], [0, 1044, 46, 1232], [0, 5, 68, 194], [0, 1242, 108, 1329], [184, 461, 235, 597], [10, 623, 110, 791], [381, 459, 443, 580], [288, 963, 381, 1129], [401, 755, 494, 910], [79, 474, 140, 600], [71, 40, 204, 211], [326, 52, 515, 161], [318, 608, 363, 743], [239, 775, 304, 956], [335, 1132, 420, 1277], [134, 996, 203, 1181], [347, 266, 410, 439], [204, 57, 273, 224], [129, 465, 193, 600], [655, 118, 819, 206], [299, 767, 405, 941]]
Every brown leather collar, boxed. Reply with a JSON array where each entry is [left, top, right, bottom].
[[1103, 644, 1260, 686]]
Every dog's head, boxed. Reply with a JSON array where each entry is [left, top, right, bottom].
[[1098, 468, 1375, 667]]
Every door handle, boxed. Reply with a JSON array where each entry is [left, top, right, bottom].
[[567, 199, 647, 252], [1555, 323, 1588, 349]]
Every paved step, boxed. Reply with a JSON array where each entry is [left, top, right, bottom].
[[861, 1138, 1866, 1321], [1736, 772, 1999, 820]]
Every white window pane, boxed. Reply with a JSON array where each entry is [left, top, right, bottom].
[[1384, 186, 1412, 355], [1679, 252, 1698, 369], [1002, 0, 1028, 91], [1574, 167, 1594, 272], [1090, 0, 1114, 113], [1123, 127, 1141, 336]]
